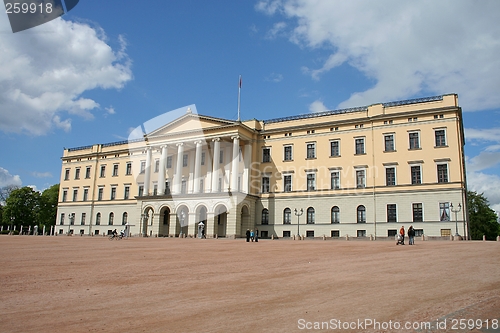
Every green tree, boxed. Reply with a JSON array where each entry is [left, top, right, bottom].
[[38, 184, 59, 231], [2, 187, 40, 229], [467, 191, 500, 240]]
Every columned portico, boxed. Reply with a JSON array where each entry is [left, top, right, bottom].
[[211, 138, 220, 193], [158, 145, 167, 195], [174, 143, 184, 194], [144, 147, 152, 196], [231, 136, 239, 192], [193, 140, 202, 193]]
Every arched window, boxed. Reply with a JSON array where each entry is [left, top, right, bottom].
[[163, 209, 170, 225], [331, 206, 340, 224], [122, 212, 128, 225], [283, 208, 291, 224], [109, 212, 114, 225], [96, 212, 101, 225], [261, 209, 269, 225], [357, 205, 366, 223], [307, 207, 315, 224]]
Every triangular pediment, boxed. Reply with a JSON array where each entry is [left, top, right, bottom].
[[147, 113, 238, 137]]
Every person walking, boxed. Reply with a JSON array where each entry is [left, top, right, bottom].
[[250, 230, 254, 242], [399, 226, 405, 245], [246, 229, 250, 242], [408, 225, 415, 245], [255, 229, 259, 242]]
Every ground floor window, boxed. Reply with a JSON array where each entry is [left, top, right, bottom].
[[440, 229, 451, 237], [283, 230, 291, 238], [260, 231, 269, 238], [331, 230, 340, 238], [357, 230, 366, 237], [414, 229, 424, 237], [306, 230, 315, 238], [387, 229, 397, 237]]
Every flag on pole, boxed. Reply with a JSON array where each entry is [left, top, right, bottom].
[[237, 75, 242, 121]]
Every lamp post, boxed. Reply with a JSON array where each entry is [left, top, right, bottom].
[[450, 203, 462, 237], [294, 208, 303, 238]]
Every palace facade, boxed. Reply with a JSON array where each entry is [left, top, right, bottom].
[[56, 94, 467, 239]]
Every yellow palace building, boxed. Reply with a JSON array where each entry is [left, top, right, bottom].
[[56, 94, 467, 239]]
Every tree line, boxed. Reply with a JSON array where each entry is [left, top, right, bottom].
[[0, 184, 59, 234]]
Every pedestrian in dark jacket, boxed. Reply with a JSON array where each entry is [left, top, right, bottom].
[[408, 226, 415, 245], [246, 229, 250, 242]]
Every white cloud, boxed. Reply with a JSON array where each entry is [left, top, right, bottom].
[[467, 171, 500, 215], [257, 1, 500, 111], [0, 167, 22, 187], [265, 21, 287, 39], [308, 100, 327, 113], [31, 172, 53, 178], [105, 106, 116, 115], [467, 152, 500, 173], [265, 72, 283, 82], [0, 15, 132, 135]]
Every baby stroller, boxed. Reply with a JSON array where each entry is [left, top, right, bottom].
[[396, 234, 404, 245]]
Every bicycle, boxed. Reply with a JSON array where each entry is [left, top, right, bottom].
[[108, 234, 123, 240]]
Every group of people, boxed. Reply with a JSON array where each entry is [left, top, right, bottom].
[[245, 229, 258, 242], [397, 225, 415, 245]]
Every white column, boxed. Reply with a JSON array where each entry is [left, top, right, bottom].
[[211, 138, 220, 193], [158, 145, 167, 195], [243, 143, 252, 193], [144, 147, 152, 196], [193, 140, 203, 193], [231, 136, 239, 192], [174, 143, 184, 194]]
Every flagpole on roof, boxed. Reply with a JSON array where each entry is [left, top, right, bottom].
[[237, 75, 242, 121]]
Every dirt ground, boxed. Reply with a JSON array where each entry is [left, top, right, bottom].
[[0, 236, 499, 333]]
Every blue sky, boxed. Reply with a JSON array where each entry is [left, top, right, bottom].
[[1, 1, 500, 213]]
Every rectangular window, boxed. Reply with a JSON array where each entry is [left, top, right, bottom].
[[355, 138, 365, 155], [124, 186, 130, 200], [201, 152, 205, 165], [357, 230, 366, 237], [100, 165, 106, 178], [307, 173, 316, 191], [284, 175, 292, 192], [219, 150, 224, 164], [435, 129, 446, 147], [110, 187, 116, 200], [356, 170, 365, 188], [85, 166, 91, 179], [262, 176, 270, 193], [155, 159, 159, 172], [306, 143, 316, 158], [439, 202, 450, 221], [384, 134, 395, 152], [409, 132, 420, 149], [331, 171, 340, 189], [181, 180, 187, 194], [331, 230, 340, 238], [72, 189, 78, 202], [75, 168, 80, 180], [263, 148, 271, 163], [386, 167, 396, 186], [113, 164, 119, 176], [138, 185, 144, 197], [98, 188, 103, 201], [153, 184, 158, 196], [330, 140, 340, 157], [126, 163, 132, 175], [64, 169, 70, 180], [166, 156, 172, 168], [283, 231, 291, 238], [200, 179, 204, 193], [306, 230, 315, 238], [81, 213, 86, 226], [437, 164, 448, 183], [165, 181, 170, 195], [62, 190, 67, 202], [284, 146, 293, 161], [140, 161, 146, 174], [412, 203, 423, 222], [60, 213, 65, 225], [183, 154, 188, 167], [83, 188, 88, 201], [387, 204, 397, 222], [411, 166, 422, 184]]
